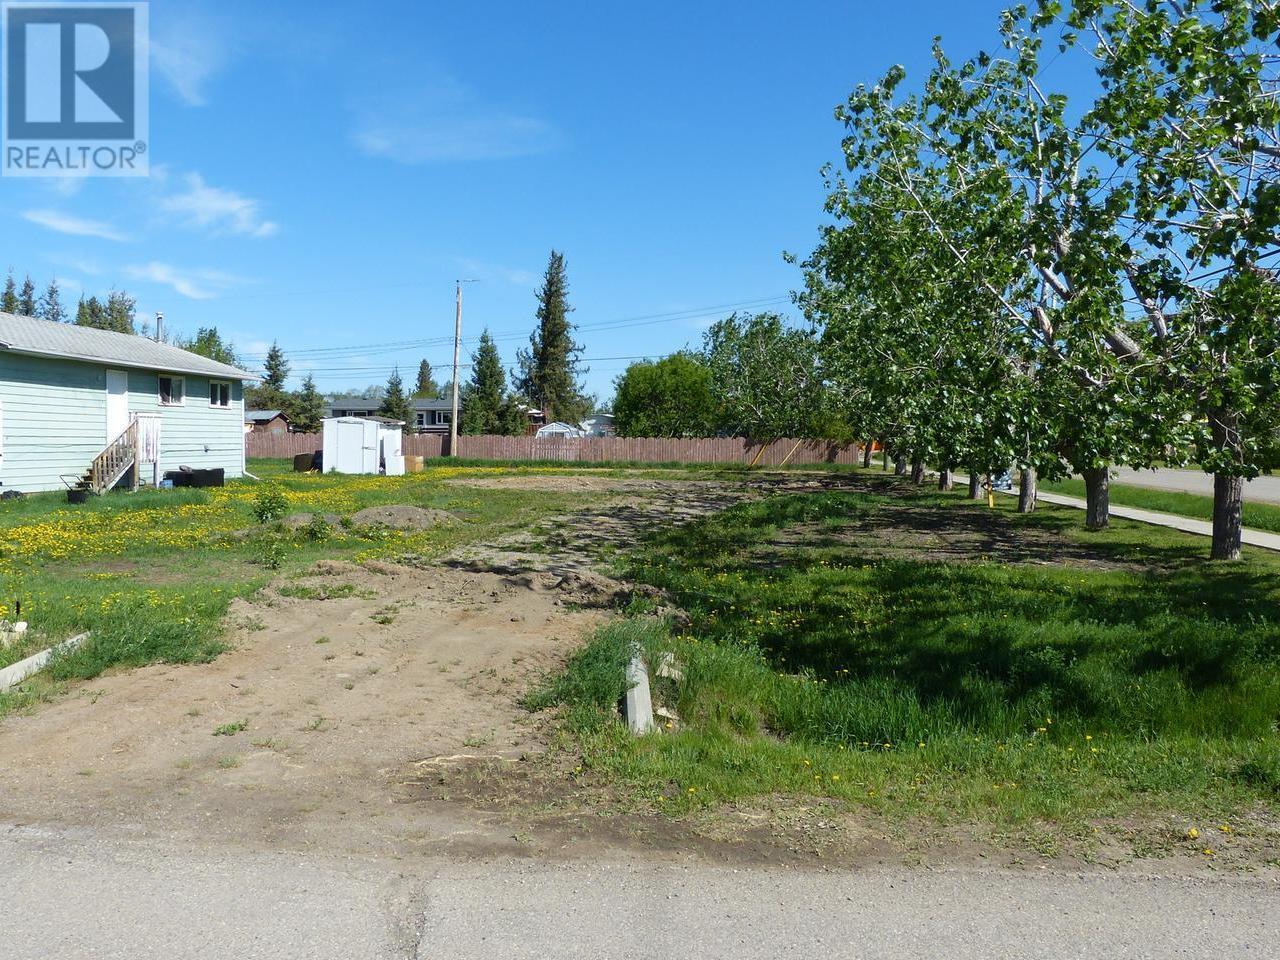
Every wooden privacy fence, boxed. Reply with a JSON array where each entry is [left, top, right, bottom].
[[246, 432, 864, 467]]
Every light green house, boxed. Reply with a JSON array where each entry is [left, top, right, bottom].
[[0, 312, 258, 494]]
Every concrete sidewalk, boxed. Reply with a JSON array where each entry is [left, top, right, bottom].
[[1104, 467, 1280, 506], [1013, 487, 1280, 553]]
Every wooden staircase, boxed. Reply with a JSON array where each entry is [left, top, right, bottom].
[[76, 421, 139, 495]]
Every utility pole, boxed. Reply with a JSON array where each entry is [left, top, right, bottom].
[[449, 283, 462, 456], [449, 279, 478, 456]]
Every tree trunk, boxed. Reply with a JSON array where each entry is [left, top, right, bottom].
[[881, 443, 890, 471], [894, 455, 907, 476], [968, 469, 982, 500], [910, 458, 925, 484], [1211, 472, 1244, 561], [862, 443, 874, 469], [1017, 467, 1037, 514], [938, 466, 953, 492], [1081, 467, 1110, 530], [1209, 409, 1245, 560]]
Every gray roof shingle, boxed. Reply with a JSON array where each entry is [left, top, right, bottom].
[[0, 311, 259, 380]]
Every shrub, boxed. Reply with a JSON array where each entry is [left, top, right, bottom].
[[304, 514, 331, 543], [252, 485, 289, 524], [258, 536, 288, 570]]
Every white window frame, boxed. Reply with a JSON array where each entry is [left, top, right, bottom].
[[434, 410, 451, 425], [415, 412, 427, 427], [159, 375, 186, 406], [209, 380, 231, 408]]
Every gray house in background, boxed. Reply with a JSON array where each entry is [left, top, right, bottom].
[[326, 396, 455, 434]]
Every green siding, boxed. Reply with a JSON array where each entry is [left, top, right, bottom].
[[0, 353, 245, 493]]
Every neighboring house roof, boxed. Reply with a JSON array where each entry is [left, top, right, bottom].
[[0, 311, 259, 380], [245, 409, 288, 423], [326, 396, 455, 412], [325, 413, 403, 425]]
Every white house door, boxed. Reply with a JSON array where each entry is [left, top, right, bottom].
[[105, 370, 129, 443]]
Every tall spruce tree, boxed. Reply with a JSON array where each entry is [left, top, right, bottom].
[[379, 367, 412, 429], [1, 273, 17, 313], [263, 341, 289, 393], [461, 330, 514, 434], [515, 250, 588, 423], [290, 374, 326, 433], [413, 359, 440, 398], [37, 279, 66, 323], [247, 340, 290, 409], [17, 275, 36, 317]]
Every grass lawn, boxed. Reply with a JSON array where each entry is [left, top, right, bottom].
[[1039, 476, 1280, 535], [530, 481, 1280, 851], [0, 458, 582, 713]]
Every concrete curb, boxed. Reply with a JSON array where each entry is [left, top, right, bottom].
[[624, 653, 655, 734], [0, 632, 90, 693]]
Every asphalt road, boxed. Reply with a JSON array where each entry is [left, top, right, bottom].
[[1105, 467, 1280, 505], [3, 825, 1275, 960]]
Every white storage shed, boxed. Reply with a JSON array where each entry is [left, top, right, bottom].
[[321, 416, 404, 475]]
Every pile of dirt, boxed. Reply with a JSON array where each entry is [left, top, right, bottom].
[[351, 505, 454, 529]]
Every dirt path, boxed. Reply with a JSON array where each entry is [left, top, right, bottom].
[[0, 558, 614, 854]]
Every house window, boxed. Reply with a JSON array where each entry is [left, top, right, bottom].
[[416, 412, 427, 427], [159, 375, 185, 406], [434, 410, 451, 425], [209, 381, 231, 408]]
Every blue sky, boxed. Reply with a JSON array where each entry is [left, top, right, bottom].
[[4, 0, 1020, 400]]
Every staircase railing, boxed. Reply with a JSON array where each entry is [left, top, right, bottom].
[[88, 420, 138, 494]]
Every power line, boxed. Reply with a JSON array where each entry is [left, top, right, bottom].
[[238, 294, 790, 361]]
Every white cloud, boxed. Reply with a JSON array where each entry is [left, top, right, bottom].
[[123, 261, 244, 300], [23, 209, 129, 242], [158, 173, 279, 238], [150, 14, 231, 107], [352, 76, 561, 163]]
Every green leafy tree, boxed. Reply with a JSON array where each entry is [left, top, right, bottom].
[[72, 291, 135, 333], [37, 278, 65, 323], [379, 367, 412, 429], [17, 275, 36, 317], [75, 296, 107, 328], [702, 313, 833, 440], [414, 359, 440, 398], [461, 330, 524, 435], [515, 250, 588, 423], [612, 353, 716, 437], [104, 290, 136, 333], [2, 273, 19, 313], [183, 327, 240, 366], [290, 374, 326, 433], [1060, 0, 1280, 558]]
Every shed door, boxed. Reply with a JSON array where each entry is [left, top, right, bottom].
[[334, 419, 370, 474], [105, 370, 129, 443]]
